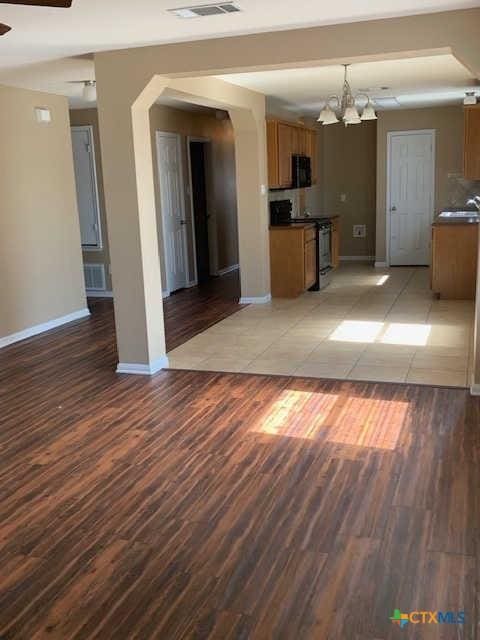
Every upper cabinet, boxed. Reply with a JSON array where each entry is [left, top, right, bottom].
[[464, 105, 480, 180], [266, 118, 318, 189]]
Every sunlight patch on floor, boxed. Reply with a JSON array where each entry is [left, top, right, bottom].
[[251, 388, 409, 449], [329, 321, 384, 343], [252, 389, 338, 440], [381, 323, 432, 346], [326, 396, 409, 450]]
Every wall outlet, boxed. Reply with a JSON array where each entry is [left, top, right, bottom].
[[353, 225, 366, 238], [340, 193, 347, 203]]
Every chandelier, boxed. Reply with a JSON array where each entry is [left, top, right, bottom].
[[317, 64, 377, 126]]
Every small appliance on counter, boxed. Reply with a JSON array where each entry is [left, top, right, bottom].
[[269, 200, 333, 290]]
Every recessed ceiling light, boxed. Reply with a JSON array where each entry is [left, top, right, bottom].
[[359, 86, 391, 93], [374, 96, 401, 109], [168, 2, 241, 18]]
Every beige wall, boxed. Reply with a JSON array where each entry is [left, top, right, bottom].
[[322, 121, 377, 257], [376, 105, 464, 261], [69, 105, 238, 294], [69, 108, 112, 291], [149, 105, 238, 291], [0, 85, 86, 340]]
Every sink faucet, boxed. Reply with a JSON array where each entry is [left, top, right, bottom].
[[467, 196, 480, 212]]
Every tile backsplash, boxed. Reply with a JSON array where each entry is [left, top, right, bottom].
[[446, 175, 480, 207], [268, 185, 323, 218]]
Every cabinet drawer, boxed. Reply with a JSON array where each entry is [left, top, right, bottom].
[[304, 227, 316, 243]]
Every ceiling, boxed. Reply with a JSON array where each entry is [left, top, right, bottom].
[[0, 0, 479, 72], [217, 55, 478, 115], [1, 51, 476, 114]]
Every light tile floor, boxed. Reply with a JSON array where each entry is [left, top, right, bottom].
[[167, 264, 475, 388]]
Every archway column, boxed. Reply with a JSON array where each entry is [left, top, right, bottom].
[[96, 76, 171, 374]]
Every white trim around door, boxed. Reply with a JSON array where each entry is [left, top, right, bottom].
[[386, 129, 435, 267], [71, 125, 103, 252], [155, 131, 190, 296]]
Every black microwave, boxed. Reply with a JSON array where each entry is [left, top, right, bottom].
[[292, 154, 312, 188]]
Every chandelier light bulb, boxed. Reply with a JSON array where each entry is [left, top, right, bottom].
[[321, 106, 339, 125], [317, 105, 329, 122], [361, 102, 378, 121], [343, 105, 361, 124]]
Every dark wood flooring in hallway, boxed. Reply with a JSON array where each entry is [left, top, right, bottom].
[[0, 275, 479, 639]]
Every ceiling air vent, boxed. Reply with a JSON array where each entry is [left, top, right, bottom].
[[169, 2, 241, 18]]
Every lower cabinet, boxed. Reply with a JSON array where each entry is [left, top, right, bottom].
[[431, 223, 478, 299], [270, 224, 317, 298], [304, 235, 317, 289], [331, 216, 340, 269]]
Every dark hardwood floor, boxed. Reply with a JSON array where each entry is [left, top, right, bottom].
[[163, 270, 244, 351], [0, 275, 479, 639]]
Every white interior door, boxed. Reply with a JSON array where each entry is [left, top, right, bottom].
[[388, 131, 435, 266], [156, 132, 188, 293], [71, 126, 101, 248]]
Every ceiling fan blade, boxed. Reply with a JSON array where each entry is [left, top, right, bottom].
[[0, 22, 11, 34], [0, 1, 72, 6]]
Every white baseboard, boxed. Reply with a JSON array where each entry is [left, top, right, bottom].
[[185, 280, 198, 289], [374, 261, 388, 268], [86, 290, 113, 298], [240, 293, 272, 304], [470, 383, 480, 396], [217, 264, 240, 276], [0, 308, 90, 349], [340, 256, 375, 262], [162, 290, 170, 299], [116, 355, 169, 375]]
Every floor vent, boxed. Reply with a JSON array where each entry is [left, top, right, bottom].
[[169, 3, 241, 18], [84, 263, 106, 291]]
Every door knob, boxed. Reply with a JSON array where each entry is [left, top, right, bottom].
[[180, 220, 187, 226], [391, 206, 397, 212]]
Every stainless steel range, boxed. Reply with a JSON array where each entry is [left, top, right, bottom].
[[270, 200, 333, 290]]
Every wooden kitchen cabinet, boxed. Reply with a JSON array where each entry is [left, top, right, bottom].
[[304, 227, 317, 289], [266, 118, 318, 189], [431, 223, 478, 299], [270, 224, 317, 297], [305, 129, 318, 185], [277, 122, 294, 188], [331, 216, 341, 269], [464, 105, 480, 180]]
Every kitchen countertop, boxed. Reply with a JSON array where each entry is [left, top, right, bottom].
[[269, 222, 316, 230], [433, 214, 480, 226]]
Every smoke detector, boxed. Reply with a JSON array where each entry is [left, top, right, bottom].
[[169, 2, 241, 18]]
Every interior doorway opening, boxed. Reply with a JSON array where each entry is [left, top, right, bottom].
[[188, 137, 217, 284], [152, 99, 240, 299]]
